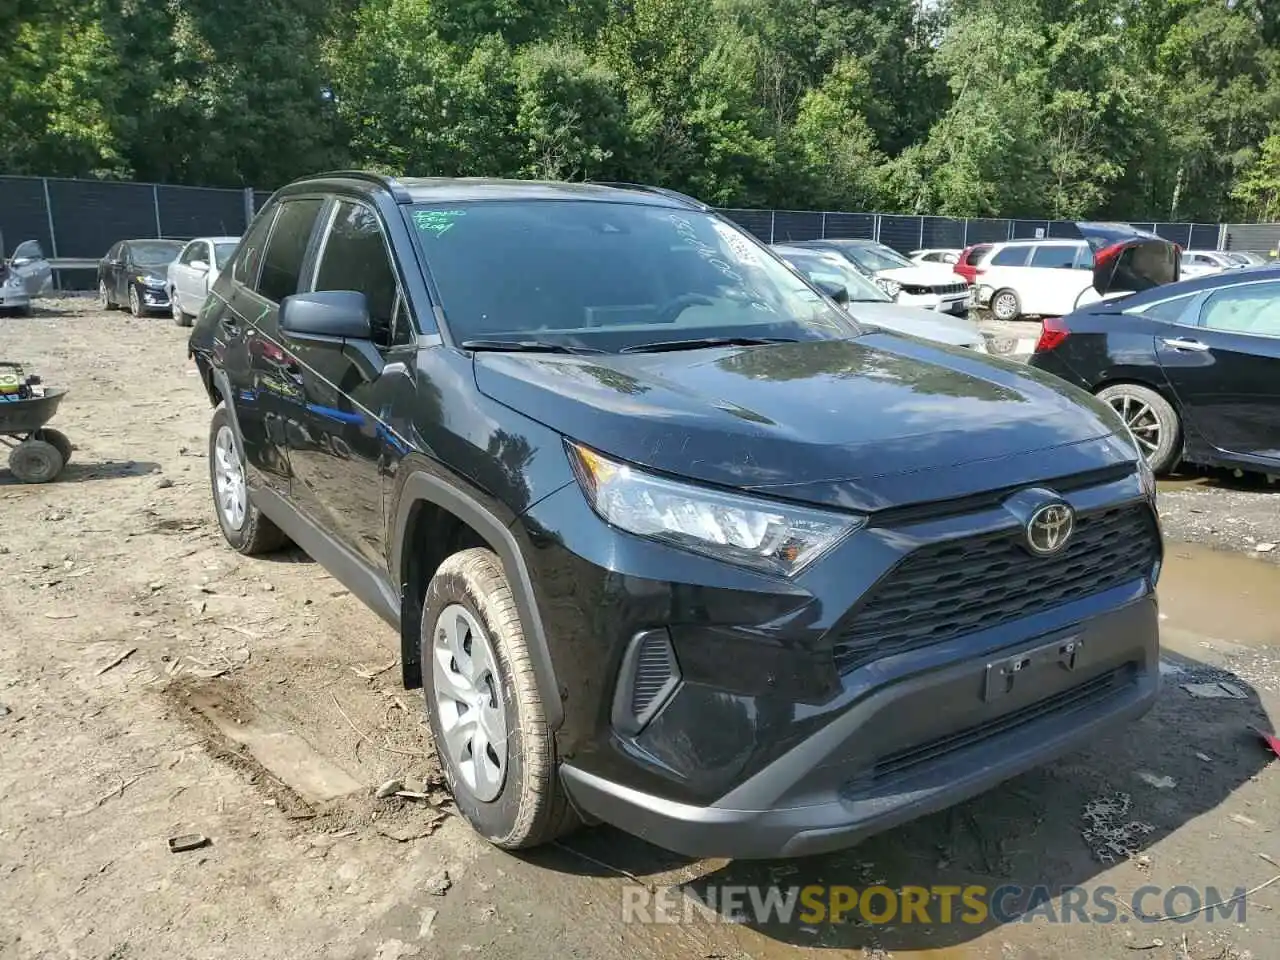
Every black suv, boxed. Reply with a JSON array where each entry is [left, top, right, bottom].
[[189, 173, 1162, 859]]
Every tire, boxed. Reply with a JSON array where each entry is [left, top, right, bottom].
[[991, 288, 1021, 321], [128, 284, 145, 318], [421, 548, 578, 849], [34, 427, 72, 465], [98, 280, 116, 310], [9, 439, 64, 483], [172, 294, 193, 327], [208, 404, 288, 555], [1096, 383, 1181, 475]]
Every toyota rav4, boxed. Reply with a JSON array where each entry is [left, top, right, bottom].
[[188, 173, 1162, 859]]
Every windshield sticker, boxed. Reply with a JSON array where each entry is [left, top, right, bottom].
[[413, 210, 466, 237], [711, 221, 763, 267]]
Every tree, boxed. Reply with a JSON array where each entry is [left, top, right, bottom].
[[1233, 130, 1280, 222]]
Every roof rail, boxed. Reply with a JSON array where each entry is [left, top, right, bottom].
[[587, 182, 708, 210], [300, 170, 412, 203]]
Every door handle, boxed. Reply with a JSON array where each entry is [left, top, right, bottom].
[[1160, 337, 1210, 352]]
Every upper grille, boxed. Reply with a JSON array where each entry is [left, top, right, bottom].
[[832, 503, 1158, 674], [903, 281, 968, 296]]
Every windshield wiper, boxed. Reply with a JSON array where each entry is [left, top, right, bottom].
[[620, 336, 799, 354], [461, 339, 603, 355]]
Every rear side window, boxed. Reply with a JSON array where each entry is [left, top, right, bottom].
[[961, 244, 992, 265], [990, 245, 1030, 267], [312, 201, 406, 345], [1135, 295, 1194, 323], [256, 199, 324, 303], [1199, 281, 1280, 337], [1030, 246, 1076, 269], [233, 207, 278, 288]]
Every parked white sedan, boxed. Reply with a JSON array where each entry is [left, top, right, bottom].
[[167, 236, 240, 326]]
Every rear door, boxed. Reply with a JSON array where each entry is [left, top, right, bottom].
[[9, 240, 52, 297], [1157, 278, 1280, 465], [1023, 243, 1085, 315]]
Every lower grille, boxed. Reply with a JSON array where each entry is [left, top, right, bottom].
[[867, 664, 1135, 784], [832, 503, 1158, 673], [631, 632, 678, 717], [904, 281, 968, 296]]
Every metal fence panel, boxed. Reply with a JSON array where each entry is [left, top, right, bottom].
[[1045, 221, 1080, 239], [718, 208, 772, 241], [254, 190, 274, 213], [0, 176, 54, 259], [1011, 219, 1051, 240], [921, 216, 964, 250], [46, 178, 156, 258], [964, 219, 1011, 245], [1224, 223, 1280, 253], [1188, 224, 1220, 250], [1152, 223, 1193, 247], [157, 185, 246, 240], [878, 215, 922, 252], [771, 210, 824, 243], [822, 213, 874, 240]]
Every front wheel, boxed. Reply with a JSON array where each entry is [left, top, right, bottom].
[[128, 285, 145, 318], [8, 439, 64, 483], [421, 548, 578, 849], [172, 294, 193, 327], [1096, 383, 1182, 475], [208, 404, 288, 554]]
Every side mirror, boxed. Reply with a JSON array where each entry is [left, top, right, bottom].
[[190, 259, 210, 273], [280, 290, 382, 381], [815, 280, 850, 305]]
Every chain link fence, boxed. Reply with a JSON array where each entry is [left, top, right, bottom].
[[4, 174, 1278, 290]]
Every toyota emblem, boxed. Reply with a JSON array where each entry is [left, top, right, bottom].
[[1026, 503, 1075, 556]]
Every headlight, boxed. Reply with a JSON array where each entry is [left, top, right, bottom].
[[567, 442, 863, 577], [877, 278, 902, 298]]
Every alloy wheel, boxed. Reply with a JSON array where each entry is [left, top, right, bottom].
[[129, 287, 141, 316], [213, 425, 247, 530], [993, 292, 1019, 321], [432, 603, 508, 802], [1106, 393, 1161, 461], [98, 281, 110, 309]]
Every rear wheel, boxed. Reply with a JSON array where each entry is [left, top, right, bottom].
[[208, 404, 288, 554], [991, 288, 1021, 321], [98, 280, 116, 310], [1096, 383, 1181, 474], [8, 439, 63, 483], [421, 548, 578, 849], [34, 427, 72, 465]]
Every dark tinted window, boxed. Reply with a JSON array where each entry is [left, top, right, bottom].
[[990, 245, 1030, 266], [961, 244, 992, 265], [213, 243, 237, 269], [256, 199, 323, 302], [130, 240, 184, 266], [409, 201, 853, 350], [234, 207, 278, 288], [1030, 245, 1076, 269], [312, 201, 405, 345]]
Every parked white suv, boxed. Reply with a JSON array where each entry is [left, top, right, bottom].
[[167, 235, 241, 326]]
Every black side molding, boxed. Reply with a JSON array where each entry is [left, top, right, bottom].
[[390, 471, 564, 730]]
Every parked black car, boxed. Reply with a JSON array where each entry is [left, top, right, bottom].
[[1029, 266, 1280, 477], [189, 172, 1161, 859], [97, 239, 185, 317]]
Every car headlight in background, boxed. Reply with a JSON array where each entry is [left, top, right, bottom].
[[567, 442, 863, 577], [136, 274, 165, 288], [877, 278, 902, 298]]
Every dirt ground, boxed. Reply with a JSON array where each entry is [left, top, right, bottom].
[[1, 298, 1277, 960]]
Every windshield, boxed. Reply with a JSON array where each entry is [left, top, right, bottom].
[[409, 201, 856, 351], [214, 242, 237, 269], [779, 251, 890, 303], [840, 243, 913, 272], [131, 241, 184, 267]]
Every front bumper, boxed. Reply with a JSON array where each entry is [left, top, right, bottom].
[[897, 290, 970, 315], [562, 598, 1157, 859], [139, 285, 171, 309], [0, 286, 31, 309]]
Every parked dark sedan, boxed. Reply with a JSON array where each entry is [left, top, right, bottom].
[[1029, 266, 1280, 477], [97, 239, 185, 317]]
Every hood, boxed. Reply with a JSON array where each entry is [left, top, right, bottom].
[[845, 301, 982, 348], [474, 338, 1137, 513], [876, 263, 959, 284]]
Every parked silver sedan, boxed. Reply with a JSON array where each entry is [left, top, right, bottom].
[[167, 235, 240, 326], [1, 240, 53, 316]]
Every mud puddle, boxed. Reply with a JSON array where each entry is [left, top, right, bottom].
[[1159, 542, 1280, 649]]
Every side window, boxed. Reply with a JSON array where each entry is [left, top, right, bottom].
[[1030, 245, 1076, 269], [1198, 282, 1280, 337], [256, 199, 324, 303], [1136, 295, 1194, 323], [179, 242, 201, 265], [1074, 245, 1095, 270], [311, 200, 406, 345], [233, 206, 278, 289], [990, 245, 1030, 267], [11, 240, 44, 262]]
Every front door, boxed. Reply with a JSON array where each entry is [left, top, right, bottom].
[[173, 240, 208, 315], [283, 198, 417, 569], [1158, 277, 1280, 466], [9, 240, 52, 297]]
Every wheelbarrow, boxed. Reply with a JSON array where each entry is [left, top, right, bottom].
[[0, 362, 71, 483]]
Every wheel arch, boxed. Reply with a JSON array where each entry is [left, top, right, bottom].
[[391, 469, 563, 730]]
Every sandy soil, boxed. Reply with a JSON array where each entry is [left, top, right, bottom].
[[1, 299, 1277, 960]]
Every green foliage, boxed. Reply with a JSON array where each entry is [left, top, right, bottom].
[[4, 0, 1280, 221]]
